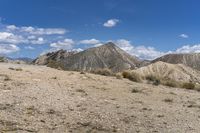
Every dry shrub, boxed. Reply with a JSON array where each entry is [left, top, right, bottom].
[[115, 73, 123, 79], [145, 75, 160, 86], [181, 82, 195, 90], [122, 71, 142, 82], [195, 84, 200, 92], [162, 80, 179, 88], [163, 98, 173, 103], [92, 68, 113, 76], [47, 60, 64, 70]]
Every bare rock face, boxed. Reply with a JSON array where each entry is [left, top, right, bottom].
[[33, 50, 78, 65], [33, 42, 141, 72], [134, 61, 200, 83], [152, 53, 200, 70]]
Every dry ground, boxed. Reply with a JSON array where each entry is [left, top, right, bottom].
[[0, 63, 200, 133]]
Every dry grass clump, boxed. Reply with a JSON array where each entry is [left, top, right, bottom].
[[92, 68, 113, 76], [115, 73, 123, 79], [131, 88, 142, 93], [181, 82, 195, 90], [145, 75, 160, 86], [163, 98, 173, 103], [9, 67, 23, 71], [162, 80, 179, 88], [122, 71, 142, 82]]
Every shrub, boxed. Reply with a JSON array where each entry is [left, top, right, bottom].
[[92, 68, 113, 76], [47, 60, 64, 70], [145, 75, 160, 86], [122, 71, 142, 82], [115, 73, 123, 79], [195, 84, 200, 92], [163, 98, 173, 103], [131, 88, 141, 93], [163, 80, 178, 88], [182, 82, 195, 90], [80, 71, 86, 74]]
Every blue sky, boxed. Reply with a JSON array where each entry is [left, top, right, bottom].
[[0, 0, 200, 60]]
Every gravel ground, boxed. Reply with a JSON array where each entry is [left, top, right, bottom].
[[0, 63, 200, 133]]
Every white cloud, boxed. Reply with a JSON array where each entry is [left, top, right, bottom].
[[80, 39, 100, 45], [24, 46, 35, 50], [6, 25, 67, 35], [114, 39, 165, 60], [30, 37, 46, 45], [0, 44, 20, 54], [179, 34, 189, 38], [0, 32, 26, 44], [103, 19, 119, 28], [50, 39, 75, 50], [175, 44, 200, 53]]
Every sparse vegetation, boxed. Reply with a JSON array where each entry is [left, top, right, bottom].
[[122, 71, 142, 82], [91, 68, 113, 76], [162, 80, 178, 88], [131, 88, 141, 93], [9, 67, 23, 71], [145, 75, 160, 86], [163, 98, 173, 103], [181, 82, 195, 90], [80, 71, 86, 74], [115, 73, 123, 79], [47, 60, 64, 70], [0, 74, 11, 81]]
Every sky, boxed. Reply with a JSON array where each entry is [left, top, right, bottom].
[[0, 0, 200, 60]]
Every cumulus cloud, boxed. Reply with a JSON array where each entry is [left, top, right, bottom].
[[175, 44, 200, 53], [50, 39, 75, 50], [179, 34, 189, 38], [114, 39, 165, 60], [6, 25, 67, 35], [0, 32, 26, 44], [24, 46, 35, 50], [80, 39, 100, 45], [103, 19, 119, 28], [0, 44, 20, 54], [79, 38, 103, 47]]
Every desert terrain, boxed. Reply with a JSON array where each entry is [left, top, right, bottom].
[[0, 63, 200, 133]]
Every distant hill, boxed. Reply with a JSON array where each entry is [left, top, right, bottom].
[[0, 56, 33, 64], [33, 42, 141, 72], [152, 53, 200, 70], [133, 61, 200, 83]]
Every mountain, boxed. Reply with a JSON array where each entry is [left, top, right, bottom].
[[133, 61, 200, 83], [0, 56, 33, 64], [33, 50, 78, 65], [152, 53, 200, 70], [33, 42, 141, 72]]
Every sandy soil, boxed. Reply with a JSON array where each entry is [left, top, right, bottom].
[[0, 63, 200, 133]]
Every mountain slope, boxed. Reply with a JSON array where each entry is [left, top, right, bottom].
[[33, 50, 78, 65], [152, 53, 200, 70], [133, 61, 200, 83], [33, 42, 141, 72]]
